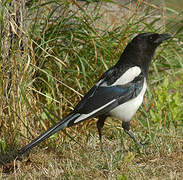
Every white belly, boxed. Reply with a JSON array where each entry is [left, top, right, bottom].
[[109, 79, 147, 122]]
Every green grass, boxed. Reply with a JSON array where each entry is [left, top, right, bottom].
[[0, 0, 183, 179]]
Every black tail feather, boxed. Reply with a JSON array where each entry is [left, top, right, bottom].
[[18, 112, 80, 156]]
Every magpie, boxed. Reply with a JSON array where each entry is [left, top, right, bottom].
[[18, 32, 171, 156]]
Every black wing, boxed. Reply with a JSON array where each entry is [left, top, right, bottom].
[[73, 73, 145, 118]]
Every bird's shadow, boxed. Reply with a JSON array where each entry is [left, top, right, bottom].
[[0, 150, 24, 173]]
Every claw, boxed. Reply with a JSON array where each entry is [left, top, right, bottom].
[[122, 121, 145, 147]]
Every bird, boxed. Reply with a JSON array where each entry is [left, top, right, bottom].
[[18, 32, 171, 156]]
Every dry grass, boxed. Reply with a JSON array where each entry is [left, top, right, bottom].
[[0, 0, 183, 179], [1, 130, 183, 179]]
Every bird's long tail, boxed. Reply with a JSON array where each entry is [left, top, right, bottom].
[[18, 112, 80, 156]]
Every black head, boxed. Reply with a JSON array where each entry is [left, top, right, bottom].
[[131, 32, 172, 49], [119, 32, 172, 77]]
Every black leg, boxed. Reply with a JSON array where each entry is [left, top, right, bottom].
[[122, 121, 144, 147], [97, 115, 107, 143]]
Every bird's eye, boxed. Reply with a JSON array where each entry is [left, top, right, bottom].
[[149, 36, 153, 40]]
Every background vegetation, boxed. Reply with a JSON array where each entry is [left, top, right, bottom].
[[0, 0, 182, 179]]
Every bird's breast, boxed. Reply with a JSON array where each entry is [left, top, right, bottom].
[[109, 79, 147, 122]]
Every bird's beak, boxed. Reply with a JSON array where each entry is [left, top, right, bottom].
[[154, 33, 172, 44]]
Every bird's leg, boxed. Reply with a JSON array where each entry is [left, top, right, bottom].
[[122, 121, 144, 147], [97, 115, 107, 149]]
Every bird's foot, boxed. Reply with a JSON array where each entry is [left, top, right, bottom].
[[122, 121, 146, 148]]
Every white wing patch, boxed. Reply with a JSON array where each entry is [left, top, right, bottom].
[[74, 99, 116, 124], [112, 66, 141, 86], [100, 66, 141, 87]]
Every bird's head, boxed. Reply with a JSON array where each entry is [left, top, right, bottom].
[[131, 32, 172, 49], [120, 32, 172, 76]]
